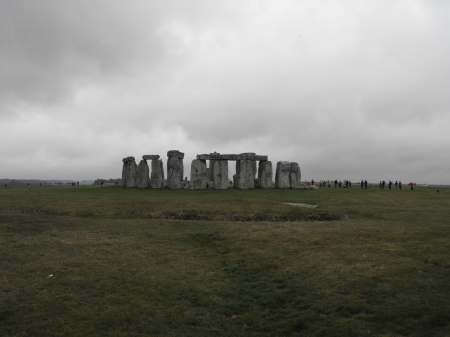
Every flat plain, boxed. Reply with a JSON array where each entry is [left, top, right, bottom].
[[1, 185, 449, 336]]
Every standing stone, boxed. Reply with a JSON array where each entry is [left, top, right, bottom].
[[212, 160, 228, 189], [289, 162, 301, 189], [125, 160, 137, 188], [275, 161, 291, 189], [136, 159, 150, 189], [207, 160, 215, 181], [233, 160, 255, 189], [252, 160, 257, 179], [191, 159, 208, 190], [167, 150, 184, 189], [121, 157, 136, 188], [150, 159, 164, 189], [257, 161, 273, 188], [121, 162, 127, 188], [206, 167, 213, 188]]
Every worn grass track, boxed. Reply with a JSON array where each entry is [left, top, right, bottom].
[[1, 186, 449, 336]]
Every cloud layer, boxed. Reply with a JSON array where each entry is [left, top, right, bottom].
[[1, 0, 449, 183]]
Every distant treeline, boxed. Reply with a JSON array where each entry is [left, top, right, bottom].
[[93, 178, 121, 186], [1, 179, 94, 186]]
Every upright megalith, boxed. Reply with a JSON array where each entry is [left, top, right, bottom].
[[289, 162, 301, 189], [191, 159, 208, 190], [239, 153, 257, 179], [121, 157, 137, 188], [136, 159, 150, 189], [167, 150, 184, 189], [211, 160, 229, 189], [150, 158, 164, 189], [234, 160, 255, 189], [275, 161, 291, 189], [257, 161, 273, 188], [275, 161, 301, 189]]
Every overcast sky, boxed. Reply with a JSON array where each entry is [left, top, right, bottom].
[[1, 0, 449, 184]]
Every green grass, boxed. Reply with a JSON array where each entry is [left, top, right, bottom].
[[1, 186, 449, 336]]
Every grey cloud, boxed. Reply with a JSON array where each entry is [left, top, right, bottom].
[[1, 0, 449, 183]]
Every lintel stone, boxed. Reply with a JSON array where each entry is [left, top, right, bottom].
[[122, 156, 135, 163], [196, 153, 268, 161], [167, 150, 184, 159], [142, 155, 160, 160]]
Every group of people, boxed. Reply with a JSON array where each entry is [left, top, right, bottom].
[[379, 180, 408, 190], [314, 180, 356, 188], [308, 179, 415, 190]]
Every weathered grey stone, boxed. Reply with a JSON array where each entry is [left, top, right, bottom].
[[122, 156, 135, 163], [251, 160, 257, 179], [257, 161, 273, 188], [289, 162, 301, 189], [233, 160, 255, 189], [275, 161, 291, 189], [191, 159, 208, 190], [196, 153, 268, 161], [197, 152, 222, 160], [205, 167, 213, 188], [167, 156, 184, 189], [211, 160, 228, 189], [121, 162, 127, 187], [122, 160, 137, 188], [136, 159, 149, 189], [167, 150, 184, 159], [150, 159, 164, 189], [142, 155, 160, 160]]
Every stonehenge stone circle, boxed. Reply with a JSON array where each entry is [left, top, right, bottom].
[[120, 151, 301, 190]]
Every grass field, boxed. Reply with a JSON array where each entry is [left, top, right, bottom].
[[1, 185, 449, 336]]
